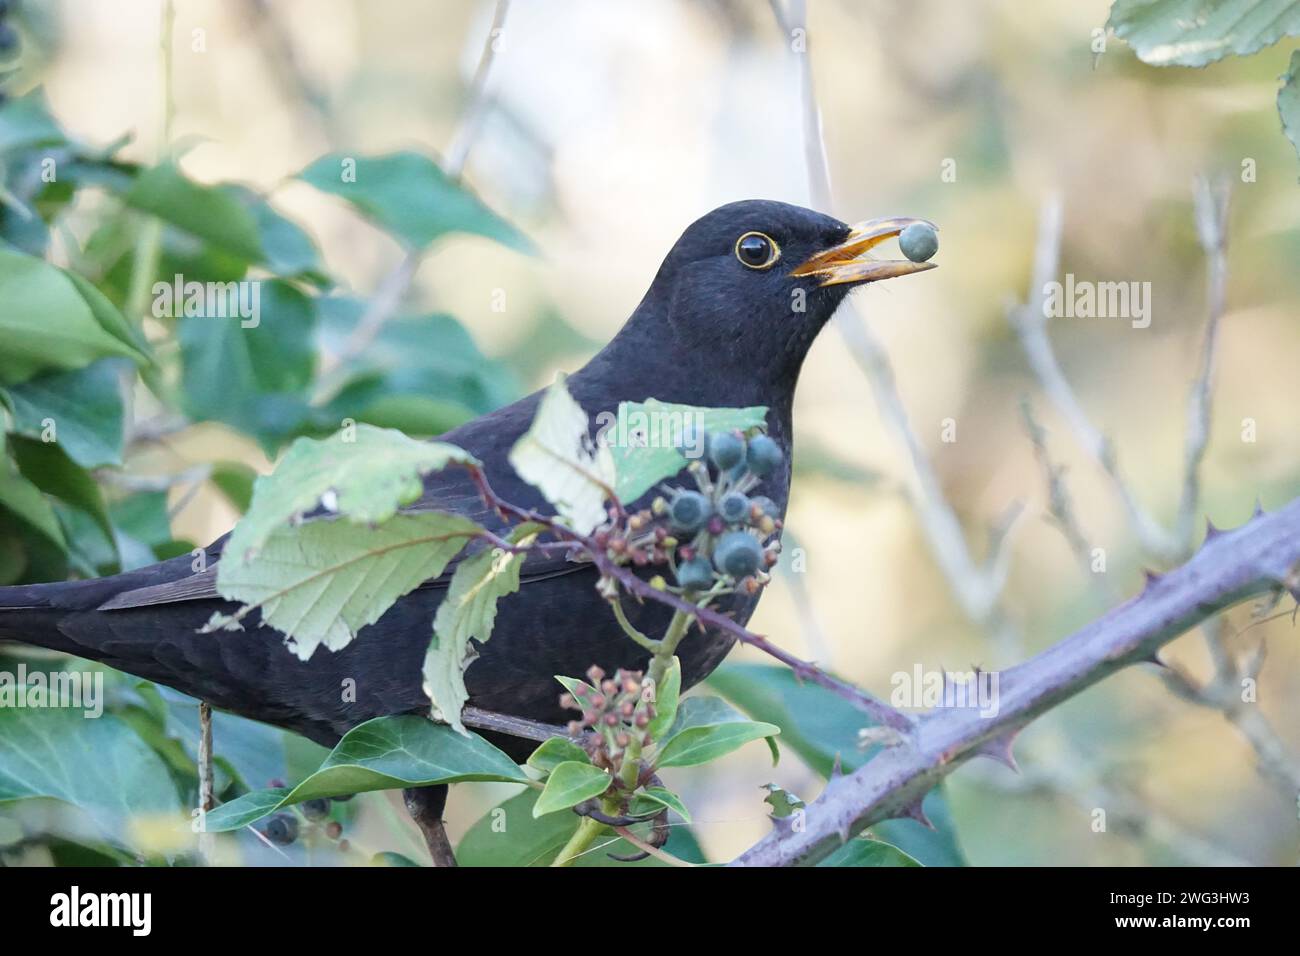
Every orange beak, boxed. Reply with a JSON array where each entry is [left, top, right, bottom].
[[790, 216, 938, 286]]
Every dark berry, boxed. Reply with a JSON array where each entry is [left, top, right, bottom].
[[898, 222, 938, 263], [745, 435, 783, 478], [302, 798, 331, 821], [713, 530, 764, 579], [707, 431, 746, 471], [675, 555, 714, 592], [265, 814, 299, 845], [669, 490, 711, 533], [718, 491, 750, 525], [750, 495, 778, 520]]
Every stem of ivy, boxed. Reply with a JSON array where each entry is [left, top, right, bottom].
[[552, 814, 606, 867]]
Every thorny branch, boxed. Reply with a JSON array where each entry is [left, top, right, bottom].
[[732, 499, 1300, 865]]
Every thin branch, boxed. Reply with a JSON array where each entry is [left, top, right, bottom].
[[732, 498, 1300, 866], [197, 701, 215, 861]]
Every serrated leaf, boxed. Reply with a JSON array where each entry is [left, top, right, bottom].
[[532, 761, 613, 817], [629, 786, 692, 823], [203, 715, 526, 832], [215, 511, 482, 660], [527, 737, 591, 774], [819, 838, 922, 867], [297, 151, 532, 253], [1108, 0, 1300, 67], [645, 656, 681, 742], [1280, 50, 1300, 162], [602, 399, 768, 503], [0, 247, 146, 384], [225, 424, 478, 563], [422, 524, 539, 732], [509, 375, 614, 534]]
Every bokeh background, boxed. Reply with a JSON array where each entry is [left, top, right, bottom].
[[5, 0, 1299, 865]]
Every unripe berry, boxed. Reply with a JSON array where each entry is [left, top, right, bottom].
[[898, 222, 938, 263], [718, 490, 750, 525], [745, 435, 783, 478], [713, 530, 764, 578], [266, 814, 299, 846], [669, 491, 712, 533], [707, 431, 746, 471]]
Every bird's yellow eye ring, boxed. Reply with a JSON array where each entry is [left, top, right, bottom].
[[735, 231, 780, 270]]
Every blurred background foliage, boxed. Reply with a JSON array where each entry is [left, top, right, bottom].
[[0, 0, 1297, 866]]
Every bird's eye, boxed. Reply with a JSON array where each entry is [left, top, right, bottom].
[[735, 231, 780, 270]]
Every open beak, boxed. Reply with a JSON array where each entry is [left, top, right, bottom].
[[790, 216, 937, 286]]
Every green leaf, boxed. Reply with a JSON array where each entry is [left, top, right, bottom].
[[1108, 0, 1300, 67], [422, 523, 539, 732], [1280, 50, 1300, 162], [9, 435, 115, 545], [224, 424, 478, 563], [0, 697, 181, 841], [629, 786, 692, 823], [124, 163, 264, 263], [653, 696, 779, 768], [532, 761, 613, 817], [645, 656, 681, 742], [526, 736, 591, 774], [762, 783, 806, 818], [508, 374, 615, 534], [0, 247, 146, 384], [0, 89, 68, 152], [4, 360, 125, 468], [709, 663, 968, 867], [204, 715, 526, 832], [0, 456, 64, 548], [819, 837, 922, 867], [177, 279, 317, 451], [297, 151, 532, 253], [371, 851, 423, 867], [214, 511, 482, 661], [457, 789, 708, 867], [209, 461, 258, 513], [603, 399, 768, 503]]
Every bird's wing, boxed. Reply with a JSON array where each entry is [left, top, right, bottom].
[[98, 465, 586, 611]]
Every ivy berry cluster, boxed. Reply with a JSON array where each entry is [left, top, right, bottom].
[[592, 428, 784, 598], [560, 665, 654, 776]]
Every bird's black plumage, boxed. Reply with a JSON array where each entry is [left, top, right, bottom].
[[0, 200, 917, 761]]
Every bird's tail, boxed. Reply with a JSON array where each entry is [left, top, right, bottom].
[[0, 577, 115, 657]]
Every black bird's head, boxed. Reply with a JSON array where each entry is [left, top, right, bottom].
[[611, 199, 936, 396]]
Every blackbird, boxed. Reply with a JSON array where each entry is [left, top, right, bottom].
[[0, 200, 932, 849]]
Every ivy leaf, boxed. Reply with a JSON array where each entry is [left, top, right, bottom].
[[0, 456, 65, 549], [602, 399, 767, 503], [819, 838, 922, 867], [1280, 50, 1300, 162], [629, 786, 692, 823], [0, 699, 181, 843], [645, 656, 681, 742], [3, 359, 126, 468], [203, 715, 526, 832], [0, 247, 146, 385], [297, 151, 532, 253], [422, 524, 540, 733], [654, 696, 779, 769], [1108, 0, 1300, 67], [224, 424, 478, 564], [527, 737, 591, 774], [532, 761, 613, 817], [508, 375, 615, 534], [457, 789, 708, 866], [213, 511, 483, 661]]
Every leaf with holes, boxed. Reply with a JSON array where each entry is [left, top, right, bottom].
[[213, 511, 482, 660]]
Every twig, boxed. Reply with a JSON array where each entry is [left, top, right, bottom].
[[197, 701, 215, 861], [613, 826, 697, 867], [732, 497, 1300, 865]]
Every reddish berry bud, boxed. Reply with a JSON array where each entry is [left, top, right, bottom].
[[325, 821, 343, 840]]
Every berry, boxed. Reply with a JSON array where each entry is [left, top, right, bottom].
[[302, 798, 331, 821], [675, 555, 714, 592], [745, 435, 783, 478], [707, 431, 746, 471], [266, 814, 299, 846], [325, 821, 343, 840], [718, 491, 750, 525], [713, 531, 764, 578], [0, 23, 18, 57], [669, 491, 711, 533], [898, 222, 938, 263], [750, 496, 778, 520]]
